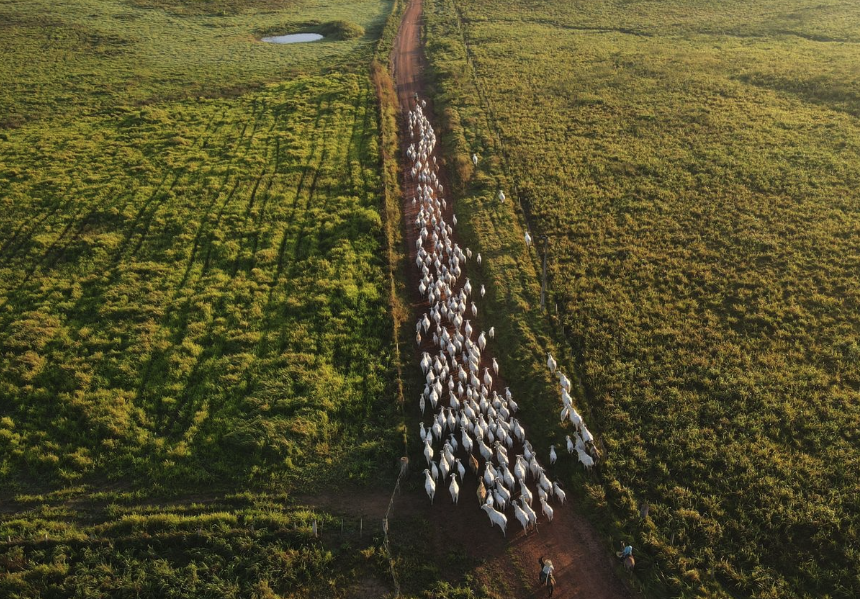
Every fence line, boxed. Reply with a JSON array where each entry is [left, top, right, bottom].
[[381, 456, 409, 597]]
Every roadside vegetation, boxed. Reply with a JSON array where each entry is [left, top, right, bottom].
[[0, 0, 412, 595], [423, 0, 860, 597], [1, 491, 396, 598]]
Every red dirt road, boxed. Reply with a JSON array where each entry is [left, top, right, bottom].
[[388, 0, 641, 598]]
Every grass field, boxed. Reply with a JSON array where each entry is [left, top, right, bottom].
[[0, 0, 389, 127], [0, 0, 414, 595], [423, 0, 860, 597], [0, 0, 399, 491], [1, 72, 402, 490], [1, 492, 389, 597]]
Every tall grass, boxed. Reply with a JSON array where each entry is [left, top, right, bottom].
[[0, 492, 393, 598], [423, 0, 860, 597], [0, 0, 414, 594], [0, 0, 403, 494]]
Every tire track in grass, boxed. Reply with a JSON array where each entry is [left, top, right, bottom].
[[0, 133, 116, 265], [249, 95, 307, 271], [124, 174, 182, 259], [0, 109, 239, 452], [0, 103, 216, 269], [178, 171, 238, 288], [0, 170, 171, 332], [230, 107, 279, 276], [345, 77, 372, 202], [139, 85, 332, 452], [358, 78, 374, 199], [257, 92, 331, 358], [136, 111, 235, 283], [273, 93, 337, 281], [193, 106, 260, 278], [269, 96, 329, 288], [301, 98, 351, 302], [127, 104, 264, 427], [0, 169, 163, 287], [127, 116, 227, 261], [37, 180, 130, 271], [269, 102, 338, 351], [136, 178, 243, 427], [91, 108, 226, 269], [312, 85, 373, 372], [285, 97, 339, 268], [191, 102, 264, 277], [245, 97, 265, 150], [106, 107, 226, 265], [267, 95, 339, 356], [0, 193, 79, 263], [320, 96, 355, 216], [148, 191, 269, 431], [245, 115, 283, 265], [162, 96, 334, 439], [200, 179, 241, 274], [344, 84, 364, 195]]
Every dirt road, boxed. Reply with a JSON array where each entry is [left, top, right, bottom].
[[388, 0, 641, 597]]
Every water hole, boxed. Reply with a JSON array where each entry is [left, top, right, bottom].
[[261, 33, 324, 44]]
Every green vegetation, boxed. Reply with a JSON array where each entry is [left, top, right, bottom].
[[423, 0, 860, 597], [0, 0, 390, 128], [0, 491, 396, 598], [0, 0, 411, 594], [0, 0, 397, 491], [0, 483, 489, 598], [1, 73, 399, 491]]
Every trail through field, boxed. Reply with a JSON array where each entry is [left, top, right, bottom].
[[389, 0, 639, 597]]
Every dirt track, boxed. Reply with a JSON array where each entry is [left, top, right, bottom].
[[388, 0, 640, 597]]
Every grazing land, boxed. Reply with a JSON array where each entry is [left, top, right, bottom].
[[423, 0, 860, 597], [0, 0, 397, 492], [0, 0, 413, 595]]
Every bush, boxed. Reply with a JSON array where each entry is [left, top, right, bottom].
[[320, 20, 365, 40]]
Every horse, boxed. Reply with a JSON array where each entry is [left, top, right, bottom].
[[538, 557, 556, 596], [539, 571, 556, 596], [623, 555, 635, 572], [616, 548, 635, 572]]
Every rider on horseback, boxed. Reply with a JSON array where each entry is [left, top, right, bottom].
[[538, 556, 555, 583], [538, 556, 556, 596], [618, 541, 633, 560]]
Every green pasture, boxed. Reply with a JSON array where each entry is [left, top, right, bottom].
[[0, 0, 401, 491], [0, 0, 390, 127], [0, 0, 412, 594], [0, 491, 394, 598], [424, 0, 860, 597]]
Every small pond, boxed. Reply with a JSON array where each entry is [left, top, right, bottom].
[[261, 33, 324, 44]]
